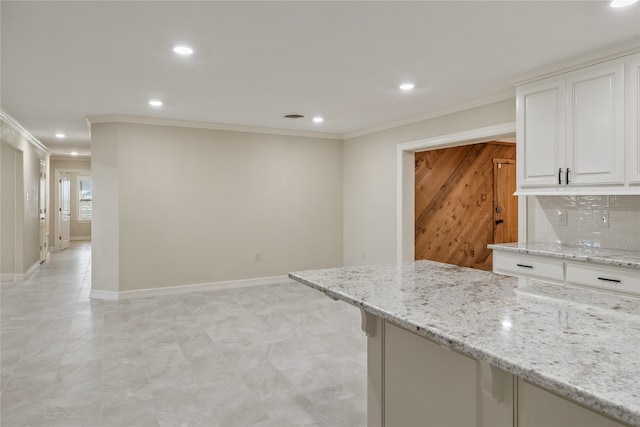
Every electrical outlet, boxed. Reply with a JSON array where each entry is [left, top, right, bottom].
[[254, 252, 262, 262]]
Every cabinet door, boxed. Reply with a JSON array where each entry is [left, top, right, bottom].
[[517, 379, 627, 427], [626, 55, 640, 185], [493, 251, 564, 282], [384, 323, 478, 427], [517, 79, 565, 188], [566, 62, 625, 186], [383, 322, 513, 427]]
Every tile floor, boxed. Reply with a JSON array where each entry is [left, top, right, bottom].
[[1, 242, 367, 426]]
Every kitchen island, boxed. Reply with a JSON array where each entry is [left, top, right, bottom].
[[289, 260, 640, 427]]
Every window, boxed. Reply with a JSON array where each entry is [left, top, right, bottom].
[[78, 176, 92, 221]]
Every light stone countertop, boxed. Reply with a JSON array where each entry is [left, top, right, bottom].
[[488, 242, 640, 269], [289, 260, 640, 426]]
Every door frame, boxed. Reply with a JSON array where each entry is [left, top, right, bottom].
[[493, 158, 517, 245], [53, 168, 91, 251], [39, 160, 47, 262], [396, 122, 524, 263]]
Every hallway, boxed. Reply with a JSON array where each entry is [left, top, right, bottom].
[[1, 243, 366, 426]]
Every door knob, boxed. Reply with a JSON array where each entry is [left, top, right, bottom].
[[495, 219, 504, 225]]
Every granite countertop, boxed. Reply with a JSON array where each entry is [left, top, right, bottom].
[[488, 242, 640, 269], [289, 260, 640, 426]]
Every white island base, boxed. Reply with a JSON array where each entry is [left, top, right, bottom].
[[362, 312, 629, 427]]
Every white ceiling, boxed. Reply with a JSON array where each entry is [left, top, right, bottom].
[[2, 1, 639, 156]]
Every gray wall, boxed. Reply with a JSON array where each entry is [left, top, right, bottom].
[[91, 122, 343, 292], [1, 142, 17, 275], [1, 118, 49, 278], [342, 98, 516, 265]]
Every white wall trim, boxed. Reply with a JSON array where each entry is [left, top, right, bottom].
[[343, 89, 515, 140], [50, 154, 92, 161], [9, 261, 41, 282], [90, 275, 292, 300], [511, 42, 640, 86], [86, 114, 343, 141], [396, 122, 525, 264], [71, 236, 91, 241], [0, 109, 51, 154], [1, 273, 15, 282]]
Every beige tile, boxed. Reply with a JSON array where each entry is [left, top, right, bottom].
[[200, 381, 271, 426], [1, 242, 366, 427], [627, 208, 640, 224], [102, 400, 159, 427], [102, 353, 147, 386], [102, 381, 154, 408], [151, 383, 212, 422], [1, 381, 52, 425], [240, 360, 296, 398], [577, 195, 610, 207], [610, 195, 640, 208], [627, 237, 640, 251], [42, 402, 101, 427]]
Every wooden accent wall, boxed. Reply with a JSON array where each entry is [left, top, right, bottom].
[[415, 142, 516, 270]]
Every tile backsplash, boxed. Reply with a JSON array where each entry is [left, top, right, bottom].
[[529, 195, 640, 251]]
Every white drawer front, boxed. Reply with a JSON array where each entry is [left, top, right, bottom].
[[493, 252, 564, 282], [566, 263, 640, 296]]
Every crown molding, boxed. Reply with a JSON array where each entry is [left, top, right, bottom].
[[0, 109, 50, 154], [86, 114, 343, 140], [50, 154, 92, 161], [343, 89, 515, 140], [511, 40, 640, 86]]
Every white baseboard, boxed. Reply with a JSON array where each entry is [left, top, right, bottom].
[[1, 273, 15, 282], [89, 289, 120, 300], [71, 236, 91, 241], [90, 275, 292, 300], [25, 261, 40, 275], [2, 261, 40, 282]]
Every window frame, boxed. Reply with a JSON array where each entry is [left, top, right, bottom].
[[77, 175, 92, 223]]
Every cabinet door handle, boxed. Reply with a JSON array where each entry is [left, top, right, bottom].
[[598, 277, 621, 283], [558, 168, 563, 185], [517, 264, 534, 269], [566, 168, 570, 185]]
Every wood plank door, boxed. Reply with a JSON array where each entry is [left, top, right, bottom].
[[493, 159, 518, 244], [415, 142, 516, 271]]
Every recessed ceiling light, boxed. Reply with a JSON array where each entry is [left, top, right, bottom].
[[70, 152, 78, 156], [55, 133, 66, 138], [149, 99, 163, 107], [173, 45, 194, 55], [313, 117, 324, 123], [610, 0, 638, 7], [399, 83, 415, 91]]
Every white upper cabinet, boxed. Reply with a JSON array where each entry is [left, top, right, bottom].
[[627, 56, 640, 185], [516, 52, 639, 195], [566, 62, 624, 186], [517, 79, 565, 187]]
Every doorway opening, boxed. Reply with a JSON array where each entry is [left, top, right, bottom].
[[53, 168, 92, 251], [414, 142, 516, 271], [396, 122, 524, 263]]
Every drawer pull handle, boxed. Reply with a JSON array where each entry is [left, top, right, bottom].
[[597, 277, 621, 283], [516, 264, 534, 269]]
